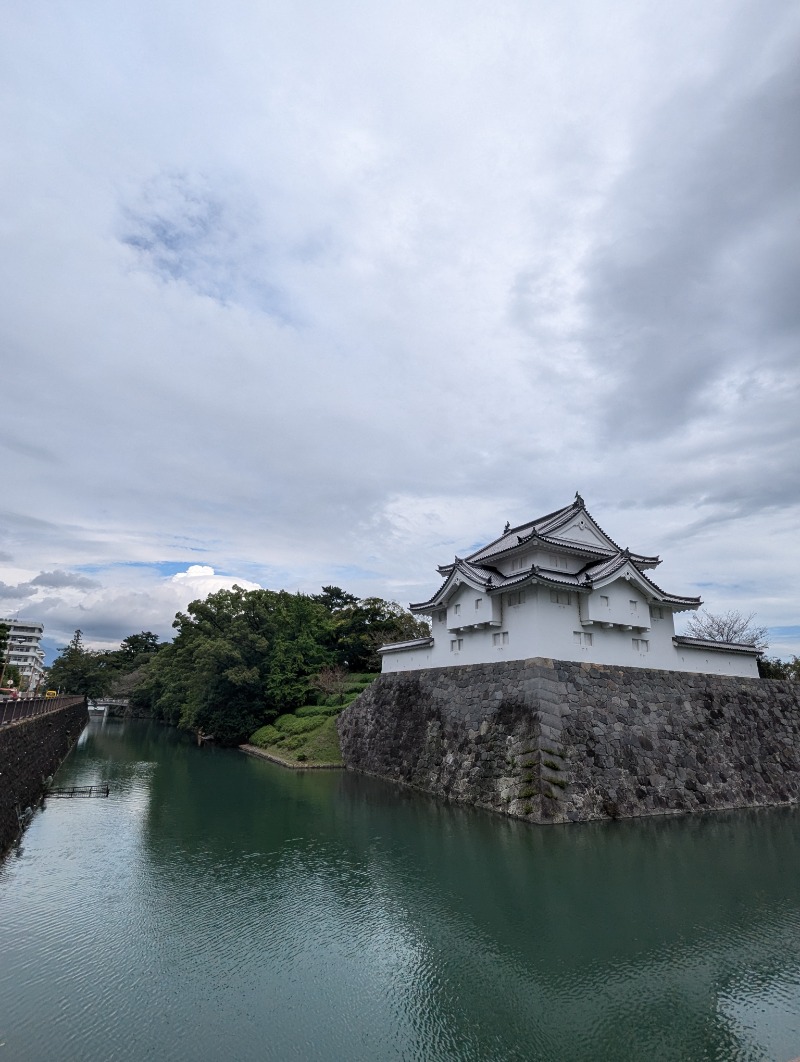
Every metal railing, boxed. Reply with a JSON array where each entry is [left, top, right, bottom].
[[47, 783, 110, 799], [0, 695, 85, 725]]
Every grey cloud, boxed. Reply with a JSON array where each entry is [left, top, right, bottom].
[[576, 42, 800, 439], [0, 581, 37, 600], [120, 171, 296, 322], [29, 570, 101, 590]]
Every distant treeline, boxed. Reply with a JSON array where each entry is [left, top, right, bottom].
[[46, 586, 429, 744]]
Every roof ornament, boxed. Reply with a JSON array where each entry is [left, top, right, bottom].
[[574, 491, 584, 507], [503, 521, 510, 533]]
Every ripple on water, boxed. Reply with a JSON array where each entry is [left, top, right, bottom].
[[2, 724, 800, 1062]]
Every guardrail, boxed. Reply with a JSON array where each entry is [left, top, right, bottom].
[[0, 695, 85, 725]]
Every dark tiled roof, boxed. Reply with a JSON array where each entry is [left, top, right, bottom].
[[411, 499, 693, 612], [378, 637, 434, 654], [673, 636, 762, 656]]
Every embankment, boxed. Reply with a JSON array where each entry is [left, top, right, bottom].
[[337, 658, 800, 823], [0, 698, 88, 853]]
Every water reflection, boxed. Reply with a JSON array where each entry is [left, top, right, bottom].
[[0, 719, 799, 1062]]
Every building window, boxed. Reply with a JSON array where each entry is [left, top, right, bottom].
[[474, 598, 482, 610], [629, 599, 638, 613], [600, 595, 609, 608], [437, 611, 446, 623], [508, 590, 526, 607], [454, 603, 461, 616], [650, 606, 663, 620], [550, 590, 572, 606], [493, 632, 509, 646], [632, 638, 649, 652], [450, 638, 463, 652], [573, 631, 593, 647]]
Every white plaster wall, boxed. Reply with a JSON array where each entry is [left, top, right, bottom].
[[381, 581, 759, 678]]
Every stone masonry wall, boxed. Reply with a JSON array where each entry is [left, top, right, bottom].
[[0, 700, 89, 854], [336, 659, 800, 824]]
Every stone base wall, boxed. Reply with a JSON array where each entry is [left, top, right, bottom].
[[0, 701, 89, 854], [336, 659, 800, 823]]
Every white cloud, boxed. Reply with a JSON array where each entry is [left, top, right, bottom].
[[0, 0, 797, 655]]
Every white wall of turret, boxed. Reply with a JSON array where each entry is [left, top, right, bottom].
[[380, 578, 759, 678]]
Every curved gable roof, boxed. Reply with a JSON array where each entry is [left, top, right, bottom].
[[465, 495, 660, 568]]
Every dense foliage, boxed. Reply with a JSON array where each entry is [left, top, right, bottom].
[[47, 628, 164, 698], [759, 656, 800, 680], [129, 586, 427, 745]]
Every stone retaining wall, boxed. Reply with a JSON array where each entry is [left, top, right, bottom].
[[0, 700, 88, 854], [336, 659, 800, 823]]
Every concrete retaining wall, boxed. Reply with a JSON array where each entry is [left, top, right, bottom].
[[0, 700, 88, 854], [337, 658, 800, 823]]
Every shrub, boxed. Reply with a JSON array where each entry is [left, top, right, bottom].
[[250, 724, 280, 748], [274, 713, 325, 735], [295, 704, 336, 718], [281, 734, 307, 750]]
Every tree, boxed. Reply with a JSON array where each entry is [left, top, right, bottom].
[[47, 629, 111, 698], [758, 655, 800, 680], [134, 587, 334, 744], [119, 631, 161, 662], [1, 664, 21, 689], [312, 586, 359, 613], [684, 610, 768, 651], [316, 592, 431, 672], [0, 622, 10, 688], [312, 665, 351, 705]]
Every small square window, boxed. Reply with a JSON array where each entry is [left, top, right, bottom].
[[454, 603, 461, 616], [600, 595, 609, 608], [629, 599, 638, 612], [450, 638, 463, 652], [475, 598, 482, 610]]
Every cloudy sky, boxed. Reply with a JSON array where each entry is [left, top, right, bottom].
[[2, 0, 798, 661]]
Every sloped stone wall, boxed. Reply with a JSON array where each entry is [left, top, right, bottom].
[[337, 659, 800, 823], [0, 700, 88, 854]]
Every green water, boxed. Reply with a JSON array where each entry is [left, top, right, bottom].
[[1, 719, 799, 1061]]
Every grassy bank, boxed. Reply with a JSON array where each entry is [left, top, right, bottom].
[[247, 673, 377, 767]]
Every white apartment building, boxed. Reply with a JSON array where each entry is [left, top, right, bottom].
[[2, 618, 46, 690], [379, 496, 761, 679]]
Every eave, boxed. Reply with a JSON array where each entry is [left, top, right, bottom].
[[378, 637, 435, 655], [673, 636, 762, 657], [584, 552, 701, 611]]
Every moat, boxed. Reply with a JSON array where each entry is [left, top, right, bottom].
[[1, 718, 799, 1061]]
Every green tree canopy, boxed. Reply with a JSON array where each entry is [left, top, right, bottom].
[[127, 584, 429, 744], [47, 629, 111, 698], [138, 588, 334, 744], [314, 589, 430, 671]]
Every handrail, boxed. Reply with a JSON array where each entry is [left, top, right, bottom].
[[0, 695, 85, 726]]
